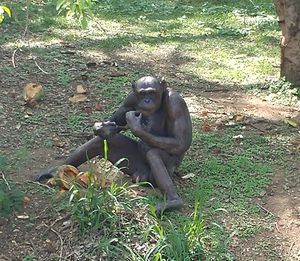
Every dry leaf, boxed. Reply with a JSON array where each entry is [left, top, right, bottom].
[[53, 137, 64, 148], [23, 83, 44, 102], [287, 119, 298, 128], [22, 196, 30, 205], [202, 121, 211, 132], [200, 110, 208, 116], [233, 134, 243, 141], [76, 84, 87, 94], [25, 108, 33, 115], [181, 173, 195, 179], [290, 138, 300, 146], [69, 94, 87, 103], [17, 215, 29, 219], [233, 114, 244, 122], [57, 165, 79, 189], [95, 102, 104, 111]]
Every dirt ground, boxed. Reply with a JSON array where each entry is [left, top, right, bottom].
[[0, 45, 300, 260]]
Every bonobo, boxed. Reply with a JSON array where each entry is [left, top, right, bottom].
[[36, 76, 192, 213]]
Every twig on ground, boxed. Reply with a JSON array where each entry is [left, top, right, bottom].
[[50, 214, 71, 228], [50, 227, 64, 261], [34, 59, 50, 74], [205, 97, 219, 103], [256, 203, 277, 217], [12, 49, 18, 68], [27, 180, 55, 191], [289, 241, 295, 254], [203, 88, 231, 92], [41, 223, 64, 261], [41, 214, 72, 238], [1, 171, 11, 190], [275, 222, 280, 233]]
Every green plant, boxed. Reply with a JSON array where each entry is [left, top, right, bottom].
[[143, 198, 207, 261], [56, 0, 92, 28], [69, 174, 134, 232], [0, 177, 24, 217], [0, 5, 11, 24]]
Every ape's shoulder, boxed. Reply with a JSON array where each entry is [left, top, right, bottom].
[[166, 88, 186, 106]]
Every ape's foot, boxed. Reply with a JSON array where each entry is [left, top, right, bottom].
[[131, 171, 149, 183], [34, 167, 57, 182], [156, 197, 183, 215]]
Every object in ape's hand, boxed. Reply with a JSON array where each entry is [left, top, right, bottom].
[[35, 76, 192, 214]]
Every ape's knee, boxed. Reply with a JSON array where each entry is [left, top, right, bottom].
[[146, 148, 161, 162]]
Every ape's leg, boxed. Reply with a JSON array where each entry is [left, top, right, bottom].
[[145, 148, 183, 213], [35, 134, 151, 181]]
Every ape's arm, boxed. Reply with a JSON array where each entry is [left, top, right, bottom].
[[94, 92, 137, 138], [126, 93, 192, 155]]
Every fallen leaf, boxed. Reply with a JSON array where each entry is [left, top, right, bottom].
[[25, 108, 33, 115], [181, 173, 195, 179], [233, 134, 243, 141], [200, 110, 208, 116], [95, 102, 104, 111], [233, 114, 244, 122], [290, 138, 300, 146], [22, 196, 30, 205], [23, 82, 44, 102], [287, 119, 298, 128], [16, 124, 21, 130], [76, 84, 87, 94], [53, 137, 64, 148], [202, 122, 211, 132], [17, 215, 29, 219], [69, 94, 87, 103]]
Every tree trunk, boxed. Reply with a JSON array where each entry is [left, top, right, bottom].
[[274, 0, 300, 85]]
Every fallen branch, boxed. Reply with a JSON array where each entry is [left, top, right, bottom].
[[257, 203, 277, 217], [50, 227, 64, 261], [27, 180, 55, 191], [34, 59, 50, 74], [11, 49, 18, 68]]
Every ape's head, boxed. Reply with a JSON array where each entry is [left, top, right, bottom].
[[132, 76, 166, 116]]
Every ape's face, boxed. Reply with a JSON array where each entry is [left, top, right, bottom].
[[133, 76, 165, 116]]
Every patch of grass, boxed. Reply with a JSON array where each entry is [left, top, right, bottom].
[[0, 178, 25, 217], [69, 178, 139, 232], [67, 113, 87, 131], [251, 77, 300, 105], [0, 148, 30, 174]]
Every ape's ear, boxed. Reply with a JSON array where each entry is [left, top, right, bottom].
[[160, 77, 167, 89]]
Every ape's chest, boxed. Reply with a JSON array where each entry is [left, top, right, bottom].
[[142, 111, 168, 135]]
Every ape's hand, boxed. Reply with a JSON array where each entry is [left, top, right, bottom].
[[125, 111, 142, 135], [93, 121, 119, 138]]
